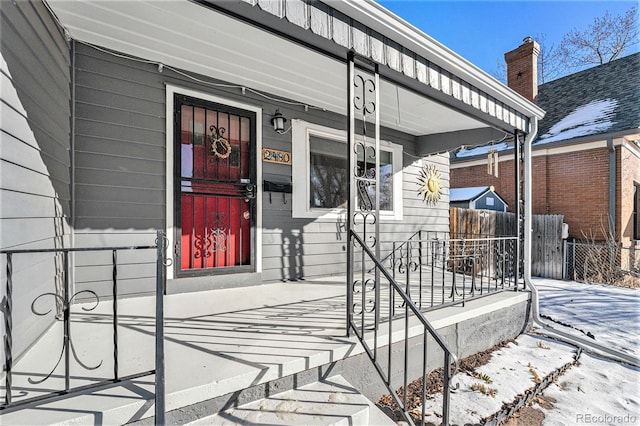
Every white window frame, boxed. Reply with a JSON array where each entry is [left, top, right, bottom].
[[292, 119, 403, 221]]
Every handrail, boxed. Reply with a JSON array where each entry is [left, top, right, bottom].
[[384, 232, 519, 311], [349, 230, 459, 425], [353, 232, 461, 358], [376, 230, 422, 267], [0, 231, 166, 422]]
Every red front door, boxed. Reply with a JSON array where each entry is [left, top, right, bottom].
[[175, 95, 255, 275]]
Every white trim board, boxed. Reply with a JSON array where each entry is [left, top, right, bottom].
[[291, 119, 404, 221]]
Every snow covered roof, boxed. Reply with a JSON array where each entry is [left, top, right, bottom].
[[450, 186, 492, 202], [535, 52, 639, 145], [455, 141, 511, 158], [536, 99, 618, 144], [452, 53, 640, 159]]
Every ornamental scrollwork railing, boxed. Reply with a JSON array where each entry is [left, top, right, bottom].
[[1, 231, 167, 423]]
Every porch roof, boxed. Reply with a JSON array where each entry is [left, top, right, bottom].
[[47, 0, 543, 147]]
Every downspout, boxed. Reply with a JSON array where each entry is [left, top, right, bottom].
[[69, 38, 76, 292], [607, 136, 616, 240], [524, 120, 639, 366], [514, 129, 521, 288], [523, 120, 534, 299]]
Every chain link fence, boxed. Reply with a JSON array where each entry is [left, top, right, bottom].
[[564, 240, 640, 286]]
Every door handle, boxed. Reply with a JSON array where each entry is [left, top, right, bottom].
[[245, 184, 256, 200]]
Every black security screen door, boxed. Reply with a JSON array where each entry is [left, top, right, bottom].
[[175, 95, 256, 275]]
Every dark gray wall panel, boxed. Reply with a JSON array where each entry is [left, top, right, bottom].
[[72, 38, 449, 293], [0, 0, 71, 359]]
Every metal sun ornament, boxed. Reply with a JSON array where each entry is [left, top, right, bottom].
[[418, 164, 444, 206]]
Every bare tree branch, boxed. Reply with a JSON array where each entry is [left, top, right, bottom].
[[559, 5, 639, 70]]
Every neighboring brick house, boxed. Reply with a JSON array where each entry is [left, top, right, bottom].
[[451, 43, 640, 247]]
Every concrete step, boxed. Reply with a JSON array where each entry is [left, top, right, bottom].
[[185, 375, 396, 426]]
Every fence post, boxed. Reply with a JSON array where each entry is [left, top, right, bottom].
[[562, 239, 568, 280], [571, 238, 576, 281], [155, 230, 166, 425]]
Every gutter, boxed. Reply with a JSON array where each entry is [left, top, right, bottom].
[[333, 0, 545, 120], [607, 136, 616, 239], [451, 129, 640, 164]]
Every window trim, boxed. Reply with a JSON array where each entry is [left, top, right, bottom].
[[292, 119, 403, 221]]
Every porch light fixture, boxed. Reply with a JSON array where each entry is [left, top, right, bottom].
[[271, 109, 287, 134]]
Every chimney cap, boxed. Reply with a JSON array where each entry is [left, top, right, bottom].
[[523, 36, 533, 44]]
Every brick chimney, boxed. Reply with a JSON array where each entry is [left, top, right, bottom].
[[504, 36, 540, 102]]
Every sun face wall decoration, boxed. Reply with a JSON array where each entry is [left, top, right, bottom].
[[417, 163, 444, 206]]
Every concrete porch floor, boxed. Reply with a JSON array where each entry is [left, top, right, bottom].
[[1, 276, 529, 425]]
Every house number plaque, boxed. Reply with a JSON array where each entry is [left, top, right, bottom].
[[262, 148, 291, 165]]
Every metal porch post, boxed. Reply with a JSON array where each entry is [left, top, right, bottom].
[[346, 51, 381, 335], [346, 52, 354, 337]]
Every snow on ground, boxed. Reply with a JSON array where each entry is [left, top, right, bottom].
[[420, 334, 577, 425], [533, 277, 640, 358], [421, 278, 640, 425], [532, 278, 640, 424], [537, 351, 640, 425]]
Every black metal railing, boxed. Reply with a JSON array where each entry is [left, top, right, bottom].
[[348, 231, 459, 425], [388, 232, 520, 311], [1, 230, 166, 423]]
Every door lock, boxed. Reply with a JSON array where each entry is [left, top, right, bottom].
[[245, 184, 256, 200]]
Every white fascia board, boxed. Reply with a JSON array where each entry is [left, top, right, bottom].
[[332, 0, 545, 121]]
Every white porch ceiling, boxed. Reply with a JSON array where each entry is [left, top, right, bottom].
[[48, 0, 487, 136]]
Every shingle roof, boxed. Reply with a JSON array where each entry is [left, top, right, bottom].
[[535, 52, 640, 145], [450, 186, 491, 202]]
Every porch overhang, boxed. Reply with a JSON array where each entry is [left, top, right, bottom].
[[201, 0, 544, 134], [47, 0, 543, 153]]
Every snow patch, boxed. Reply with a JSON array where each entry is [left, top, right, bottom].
[[538, 352, 640, 425], [537, 99, 618, 144], [533, 277, 640, 358], [449, 186, 489, 202], [420, 334, 576, 425], [456, 141, 511, 158]]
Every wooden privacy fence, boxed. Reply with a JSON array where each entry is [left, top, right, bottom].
[[450, 208, 564, 279], [531, 215, 564, 279]]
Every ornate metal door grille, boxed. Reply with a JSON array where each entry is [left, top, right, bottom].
[[175, 95, 256, 275]]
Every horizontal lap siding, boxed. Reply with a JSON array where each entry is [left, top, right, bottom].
[[0, 0, 71, 357], [379, 137, 450, 260], [73, 40, 450, 290], [73, 44, 165, 296]]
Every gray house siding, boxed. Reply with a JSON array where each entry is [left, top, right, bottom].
[[0, 0, 71, 357], [72, 41, 449, 293], [72, 44, 165, 297]]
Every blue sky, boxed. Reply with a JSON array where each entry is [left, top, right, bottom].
[[376, 1, 638, 78]]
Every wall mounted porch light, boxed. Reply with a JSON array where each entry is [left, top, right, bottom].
[[270, 109, 287, 134]]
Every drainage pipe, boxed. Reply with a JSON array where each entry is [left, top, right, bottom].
[[607, 136, 616, 239], [523, 118, 640, 367], [525, 278, 640, 367]]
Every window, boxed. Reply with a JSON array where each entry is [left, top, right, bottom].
[[309, 135, 348, 209], [292, 120, 403, 220]]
